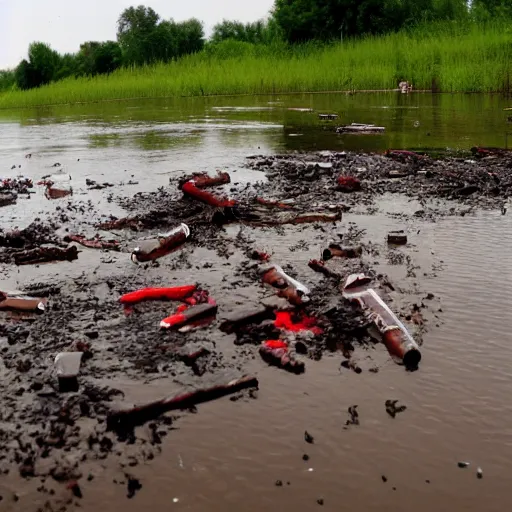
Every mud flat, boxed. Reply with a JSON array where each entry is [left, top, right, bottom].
[[0, 149, 508, 511]]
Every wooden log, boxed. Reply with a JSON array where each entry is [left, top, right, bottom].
[[106, 375, 259, 434]]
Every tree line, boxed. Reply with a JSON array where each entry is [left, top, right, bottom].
[[1, 0, 510, 92]]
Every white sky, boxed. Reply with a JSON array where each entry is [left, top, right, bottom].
[[0, 0, 275, 69]]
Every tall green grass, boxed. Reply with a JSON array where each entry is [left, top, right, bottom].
[[1, 22, 511, 108]]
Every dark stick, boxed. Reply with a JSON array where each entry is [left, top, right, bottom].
[[107, 375, 259, 434]]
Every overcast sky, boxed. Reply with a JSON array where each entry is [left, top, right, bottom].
[[0, 0, 275, 69]]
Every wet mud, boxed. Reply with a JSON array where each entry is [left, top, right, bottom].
[[0, 148, 507, 510]]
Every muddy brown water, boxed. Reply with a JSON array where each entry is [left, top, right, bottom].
[[1, 93, 512, 511]]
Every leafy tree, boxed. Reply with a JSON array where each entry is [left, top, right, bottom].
[[14, 60, 35, 90], [28, 42, 61, 86], [471, 0, 512, 19], [117, 6, 204, 64], [0, 70, 16, 91], [14, 42, 60, 89], [211, 19, 279, 44], [117, 5, 160, 65], [272, 0, 470, 42], [54, 53, 80, 81]]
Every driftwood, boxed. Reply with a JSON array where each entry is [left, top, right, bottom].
[[319, 113, 338, 120], [96, 217, 142, 231], [308, 259, 341, 280], [0, 297, 46, 313], [14, 246, 78, 266], [337, 123, 385, 134], [322, 244, 362, 261], [255, 197, 293, 209], [63, 235, 120, 251], [0, 193, 17, 207], [219, 306, 275, 334], [106, 375, 259, 434]]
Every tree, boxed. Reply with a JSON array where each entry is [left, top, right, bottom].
[[272, 0, 470, 43], [14, 60, 35, 90], [117, 5, 160, 65], [211, 19, 276, 44], [471, 0, 512, 20], [117, 6, 204, 64], [14, 42, 60, 89], [54, 53, 80, 81], [28, 42, 61, 86], [0, 70, 15, 91]]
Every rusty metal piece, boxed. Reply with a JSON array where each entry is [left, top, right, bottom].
[[14, 245, 79, 266], [63, 235, 120, 251], [96, 217, 141, 231], [131, 224, 190, 263], [182, 179, 236, 208], [45, 186, 72, 200], [261, 264, 310, 306], [256, 197, 294, 209], [322, 244, 362, 261], [387, 231, 408, 245], [343, 274, 421, 369], [0, 297, 46, 313], [179, 171, 230, 189]]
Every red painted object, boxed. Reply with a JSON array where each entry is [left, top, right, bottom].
[[259, 341, 305, 374], [160, 303, 218, 330], [274, 311, 323, 335], [264, 340, 288, 350], [337, 175, 361, 192], [182, 180, 236, 208], [120, 285, 197, 305]]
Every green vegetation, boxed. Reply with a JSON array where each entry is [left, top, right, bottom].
[[1, 0, 512, 106]]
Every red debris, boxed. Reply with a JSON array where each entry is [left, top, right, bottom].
[[274, 311, 323, 336], [63, 235, 120, 251], [256, 197, 293, 209], [249, 250, 271, 262], [259, 340, 305, 374], [120, 286, 197, 305], [264, 340, 288, 350], [181, 171, 231, 189], [337, 175, 361, 192], [182, 180, 236, 208], [160, 303, 218, 330]]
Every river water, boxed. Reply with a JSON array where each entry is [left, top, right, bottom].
[[1, 92, 512, 511]]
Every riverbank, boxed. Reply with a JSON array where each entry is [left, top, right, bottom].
[[1, 22, 511, 109]]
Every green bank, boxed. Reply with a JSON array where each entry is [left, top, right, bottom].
[[1, 23, 511, 109]]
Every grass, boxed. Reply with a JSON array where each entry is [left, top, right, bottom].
[[1, 21, 512, 109]]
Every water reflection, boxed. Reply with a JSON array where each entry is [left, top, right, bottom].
[[0, 92, 511, 155]]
